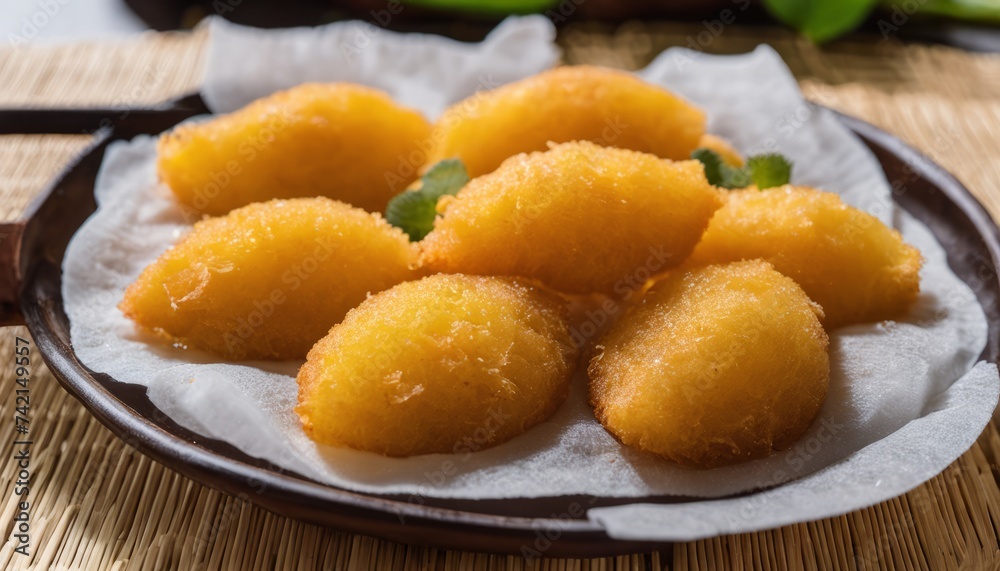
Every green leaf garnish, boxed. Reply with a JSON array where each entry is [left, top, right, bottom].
[[385, 159, 470, 241], [690, 148, 755, 189], [747, 154, 793, 189], [690, 148, 724, 187], [723, 164, 753, 189], [385, 190, 438, 242], [691, 148, 792, 190], [419, 159, 470, 200]]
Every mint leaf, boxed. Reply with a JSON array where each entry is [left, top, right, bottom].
[[722, 165, 752, 189], [691, 148, 752, 189], [747, 154, 793, 189], [421, 159, 469, 200], [692, 147, 792, 190], [385, 190, 438, 241], [691, 148, 725, 187], [385, 159, 470, 241]]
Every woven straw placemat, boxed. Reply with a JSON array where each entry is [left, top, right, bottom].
[[2, 22, 1000, 570]]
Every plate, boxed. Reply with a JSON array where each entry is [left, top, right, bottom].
[[2, 95, 998, 557]]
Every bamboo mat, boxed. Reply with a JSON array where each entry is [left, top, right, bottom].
[[2, 21, 1000, 570]]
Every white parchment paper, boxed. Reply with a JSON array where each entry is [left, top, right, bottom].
[[61, 17, 998, 541], [201, 15, 560, 118]]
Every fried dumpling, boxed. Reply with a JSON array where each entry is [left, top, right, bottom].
[[120, 198, 419, 360], [296, 274, 577, 456]]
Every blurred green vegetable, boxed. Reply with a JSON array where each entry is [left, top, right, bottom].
[[763, 0, 878, 43], [918, 0, 1000, 23], [763, 0, 1000, 43]]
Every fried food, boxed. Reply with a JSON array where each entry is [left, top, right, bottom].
[[689, 186, 922, 329], [158, 83, 432, 216], [426, 65, 706, 177], [697, 134, 743, 166], [119, 198, 419, 360], [420, 141, 723, 296], [296, 274, 577, 457], [589, 260, 830, 469]]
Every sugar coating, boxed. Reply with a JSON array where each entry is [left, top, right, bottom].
[[421, 141, 724, 296], [589, 260, 830, 469], [690, 186, 922, 329], [425, 65, 706, 178], [158, 83, 432, 216], [296, 274, 578, 457], [119, 197, 420, 360]]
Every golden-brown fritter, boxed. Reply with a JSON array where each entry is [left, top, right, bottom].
[[119, 198, 419, 360], [425, 65, 706, 177], [689, 186, 922, 329], [589, 260, 830, 469], [420, 141, 723, 296], [158, 83, 432, 217], [296, 274, 577, 457]]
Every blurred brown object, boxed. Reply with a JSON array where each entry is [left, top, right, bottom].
[[128, 0, 756, 32]]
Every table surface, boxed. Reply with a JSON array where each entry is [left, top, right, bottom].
[[2, 22, 1000, 571]]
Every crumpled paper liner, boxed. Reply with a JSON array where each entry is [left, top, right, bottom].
[[61, 16, 998, 541]]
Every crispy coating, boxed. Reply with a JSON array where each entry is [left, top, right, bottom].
[[426, 65, 706, 177], [296, 274, 577, 457], [689, 186, 923, 329], [697, 134, 743, 166], [119, 198, 419, 360], [421, 141, 723, 296], [589, 260, 830, 469], [158, 83, 432, 216]]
